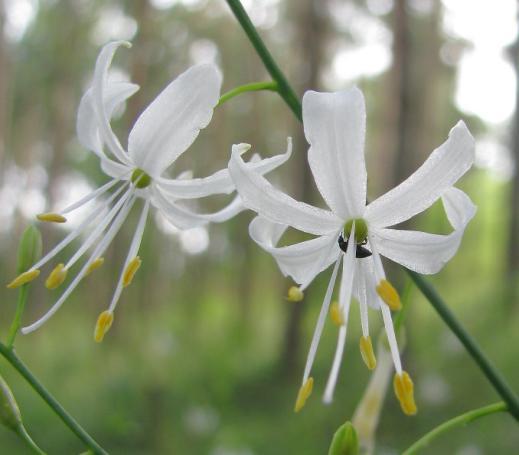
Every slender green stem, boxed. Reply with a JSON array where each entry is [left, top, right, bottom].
[[403, 402, 507, 454], [7, 285, 29, 348], [224, 0, 519, 423], [408, 271, 519, 420], [224, 0, 302, 120], [0, 343, 107, 455], [16, 424, 46, 454], [217, 81, 278, 107]]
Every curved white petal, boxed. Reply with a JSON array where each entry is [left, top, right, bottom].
[[152, 186, 244, 230], [303, 88, 367, 218], [229, 142, 342, 236], [365, 121, 475, 228], [371, 188, 476, 274], [157, 141, 292, 199], [128, 64, 222, 177], [249, 216, 339, 290], [77, 81, 138, 159], [101, 158, 131, 179], [92, 41, 133, 165]]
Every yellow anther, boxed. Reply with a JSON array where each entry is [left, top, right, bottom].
[[94, 310, 114, 343], [122, 256, 141, 287], [36, 213, 67, 223], [376, 279, 402, 311], [393, 371, 417, 416], [7, 269, 40, 289], [330, 301, 344, 326], [85, 257, 104, 277], [287, 286, 304, 302], [294, 377, 314, 413], [45, 264, 68, 290], [359, 336, 377, 370]]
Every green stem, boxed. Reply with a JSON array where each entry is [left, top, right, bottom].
[[403, 402, 507, 454], [16, 424, 46, 455], [408, 271, 519, 420], [224, 0, 302, 121], [7, 285, 29, 348], [224, 0, 519, 423], [217, 81, 278, 107], [0, 343, 107, 455]]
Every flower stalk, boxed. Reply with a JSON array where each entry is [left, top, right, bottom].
[[224, 0, 519, 422], [217, 81, 278, 107]]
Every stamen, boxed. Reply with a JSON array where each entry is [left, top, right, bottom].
[[294, 377, 313, 413], [94, 310, 114, 343], [45, 264, 68, 290], [393, 371, 417, 415], [330, 301, 344, 326], [85, 257, 104, 276], [122, 257, 141, 287], [7, 270, 40, 289], [37, 213, 67, 223], [376, 279, 402, 311], [359, 336, 377, 370], [287, 286, 304, 302]]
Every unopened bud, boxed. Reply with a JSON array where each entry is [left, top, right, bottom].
[[16, 225, 42, 275], [328, 421, 359, 455]]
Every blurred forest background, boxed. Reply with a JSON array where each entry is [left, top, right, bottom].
[[0, 0, 518, 453]]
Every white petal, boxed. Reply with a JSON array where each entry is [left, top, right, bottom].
[[365, 121, 475, 228], [91, 41, 133, 165], [303, 88, 367, 218], [152, 186, 244, 230], [249, 216, 339, 290], [156, 141, 292, 199], [128, 64, 222, 176], [229, 142, 342, 236], [101, 157, 131, 179], [77, 81, 139, 159], [371, 188, 476, 274]]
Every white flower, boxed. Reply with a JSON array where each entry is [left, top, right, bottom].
[[228, 87, 476, 414], [7, 41, 291, 341]]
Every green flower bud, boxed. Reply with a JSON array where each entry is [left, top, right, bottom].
[[16, 225, 42, 274], [328, 421, 359, 455], [0, 374, 22, 432]]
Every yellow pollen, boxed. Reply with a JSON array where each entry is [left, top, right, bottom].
[[330, 301, 344, 326], [7, 269, 40, 289], [37, 213, 67, 223], [122, 257, 141, 287], [393, 371, 417, 416], [376, 279, 402, 311], [294, 377, 314, 413], [85, 257, 104, 277], [45, 264, 68, 290], [287, 286, 304, 302], [359, 336, 377, 370], [94, 310, 114, 343]]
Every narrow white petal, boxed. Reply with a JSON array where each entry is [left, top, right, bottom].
[[31, 182, 130, 270], [303, 88, 367, 218], [371, 188, 476, 274], [92, 41, 132, 165], [365, 121, 475, 228], [249, 216, 339, 290], [22, 194, 136, 334], [229, 141, 342, 236], [156, 140, 292, 199], [302, 256, 342, 384], [128, 64, 222, 176], [108, 199, 151, 312], [101, 158, 132, 179]]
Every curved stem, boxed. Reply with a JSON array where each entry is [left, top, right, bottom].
[[403, 402, 507, 454], [408, 271, 519, 421], [223, 0, 519, 423], [7, 285, 29, 347], [0, 343, 107, 455], [16, 424, 46, 455], [224, 0, 302, 120], [217, 81, 278, 107]]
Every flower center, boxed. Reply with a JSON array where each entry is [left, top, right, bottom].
[[343, 218, 368, 243], [130, 168, 152, 189]]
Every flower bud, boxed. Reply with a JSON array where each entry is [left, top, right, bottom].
[[328, 421, 359, 455], [0, 374, 23, 432], [16, 225, 42, 275]]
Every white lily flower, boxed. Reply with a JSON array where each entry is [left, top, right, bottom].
[[228, 87, 476, 415], [7, 41, 291, 341]]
